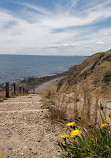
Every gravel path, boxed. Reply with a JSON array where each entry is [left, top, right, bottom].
[[0, 94, 64, 158], [35, 77, 64, 93]]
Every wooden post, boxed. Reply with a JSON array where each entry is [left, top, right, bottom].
[[13, 83, 16, 95], [26, 89, 28, 94], [6, 82, 9, 98], [23, 87, 25, 94], [19, 87, 22, 94], [33, 88, 35, 94]]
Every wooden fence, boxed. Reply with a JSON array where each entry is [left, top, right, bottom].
[[5, 82, 29, 98]]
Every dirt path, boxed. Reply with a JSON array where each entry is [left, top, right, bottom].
[[0, 94, 63, 158], [35, 77, 64, 93]]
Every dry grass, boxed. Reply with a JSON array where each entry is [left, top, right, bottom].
[[47, 105, 67, 123], [40, 85, 68, 123], [42, 51, 111, 126], [43, 77, 111, 127], [57, 50, 111, 91]]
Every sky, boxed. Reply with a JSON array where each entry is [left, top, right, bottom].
[[0, 0, 111, 56]]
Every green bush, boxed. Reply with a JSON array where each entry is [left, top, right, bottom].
[[59, 121, 111, 158]]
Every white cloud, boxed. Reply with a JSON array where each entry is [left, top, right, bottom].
[[96, 41, 104, 45], [71, 0, 79, 7], [16, 2, 52, 16], [0, 0, 111, 55]]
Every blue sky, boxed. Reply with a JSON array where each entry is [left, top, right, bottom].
[[0, 0, 111, 55]]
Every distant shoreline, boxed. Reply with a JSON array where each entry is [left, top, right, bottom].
[[0, 64, 78, 95], [17, 64, 77, 91], [0, 55, 87, 87]]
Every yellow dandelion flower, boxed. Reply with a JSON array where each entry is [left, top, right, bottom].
[[66, 121, 75, 127], [101, 124, 108, 128], [70, 129, 82, 138], [51, 105, 55, 107], [0, 98, 3, 101], [59, 134, 70, 139], [107, 117, 111, 121], [39, 104, 43, 107]]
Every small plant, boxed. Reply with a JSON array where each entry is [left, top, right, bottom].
[[0, 155, 5, 158], [58, 119, 111, 158], [39, 103, 55, 109], [48, 105, 67, 122], [0, 96, 4, 102], [39, 103, 67, 122]]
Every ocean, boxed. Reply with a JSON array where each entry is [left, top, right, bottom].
[[0, 55, 87, 83]]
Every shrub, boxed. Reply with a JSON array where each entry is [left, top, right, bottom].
[[48, 105, 67, 122], [58, 119, 111, 158], [0, 96, 4, 102], [39, 103, 67, 122], [102, 72, 111, 83]]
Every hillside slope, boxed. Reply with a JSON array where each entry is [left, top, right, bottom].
[[58, 50, 111, 91]]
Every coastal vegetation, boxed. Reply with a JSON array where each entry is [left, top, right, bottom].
[[57, 50, 111, 91], [41, 50, 111, 157], [0, 155, 5, 158], [59, 120, 111, 158]]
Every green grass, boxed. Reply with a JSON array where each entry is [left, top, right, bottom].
[[58, 121, 111, 158]]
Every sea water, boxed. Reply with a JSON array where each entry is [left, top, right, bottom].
[[0, 55, 87, 83]]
